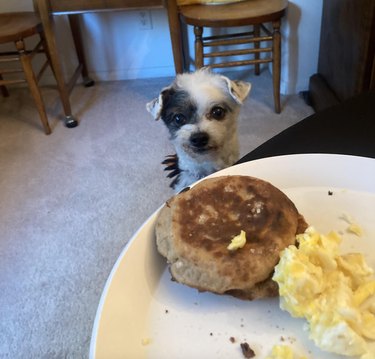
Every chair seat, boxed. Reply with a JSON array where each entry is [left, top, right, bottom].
[[0, 12, 42, 43], [0, 11, 63, 134], [180, 0, 288, 27]]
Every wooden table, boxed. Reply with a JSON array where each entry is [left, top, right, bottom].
[[33, 0, 163, 127]]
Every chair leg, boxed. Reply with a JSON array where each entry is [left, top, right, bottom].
[[165, 0, 185, 73], [194, 26, 204, 69], [40, 32, 58, 83], [0, 74, 10, 97], [35, 0, 78, 128], [15, 39, 52, 135], [272, 20, 282, 114], [253, 24, 260, 75], [68, 14, 95, 87]]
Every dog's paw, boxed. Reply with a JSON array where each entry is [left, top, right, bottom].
[[162, 154, 181, 189]]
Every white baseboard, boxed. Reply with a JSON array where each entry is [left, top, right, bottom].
[[40, 66, 176, 86], [88, 66, 176, 82]]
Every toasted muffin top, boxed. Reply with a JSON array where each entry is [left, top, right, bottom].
[[155, 175, 308, 300]]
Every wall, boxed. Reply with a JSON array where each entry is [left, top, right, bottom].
[[78, 10, 176, 81], [281, 0, 323, 94], [0, 0, 322, 94]]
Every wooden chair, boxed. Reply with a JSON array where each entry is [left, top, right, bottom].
[[0, 12, 75, 134], [165, 0, 288, 113]]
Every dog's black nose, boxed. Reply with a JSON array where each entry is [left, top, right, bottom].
[[190, 132, 209, 148]]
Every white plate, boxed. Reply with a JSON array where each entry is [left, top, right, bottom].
[[90, 154, 375, 359]]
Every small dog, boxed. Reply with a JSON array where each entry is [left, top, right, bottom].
[[147, 68, 251, 192]]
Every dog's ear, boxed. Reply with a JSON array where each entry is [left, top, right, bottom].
[[146, 86, 173, 120], [146, 93, 163, 120], [221, 76, 251, 104]]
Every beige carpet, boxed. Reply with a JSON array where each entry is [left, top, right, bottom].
[[0, 71, 313, 358]]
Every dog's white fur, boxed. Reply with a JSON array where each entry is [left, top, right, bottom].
[[147, 69, 251, 192]]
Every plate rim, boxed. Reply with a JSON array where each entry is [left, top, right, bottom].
[[89, 153, 375, 358]]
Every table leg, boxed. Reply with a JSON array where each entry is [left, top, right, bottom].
[[165, 0, 184, 74], [272, 19, 281, 114], [0, 74, 10, 97], [68, 14, 95, 87], [34, 0, 78, 128]]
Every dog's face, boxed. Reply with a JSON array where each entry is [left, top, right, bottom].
[[147, 69, 251, 160]]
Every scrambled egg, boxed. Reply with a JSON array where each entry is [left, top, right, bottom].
[[273, 227, 375, 358], [342, 212, 364, 237], [141, 337, 151, 346], [265, 344, 307, 359], [227, 230, 246, 251]]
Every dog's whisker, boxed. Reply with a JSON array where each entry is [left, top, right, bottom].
[[167, 169, 180, 178], [163, 154, 177, 160], [161, 155, 178, 165], [170, 176, 181, 189], [164, 164, 178, 171], [161, 160, 175, 165]]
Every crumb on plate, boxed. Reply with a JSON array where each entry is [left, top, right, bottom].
[[141, 338, 151, 346], [240, 342, 256, 358]]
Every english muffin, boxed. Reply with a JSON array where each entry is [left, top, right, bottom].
[[155, 175, 307, 300]]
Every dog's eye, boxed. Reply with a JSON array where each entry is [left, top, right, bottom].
[[172, 113, 186, 126], [210, 106, 226, 120]]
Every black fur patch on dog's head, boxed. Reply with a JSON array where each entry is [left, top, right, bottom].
[[159, 87, 198, 139]]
